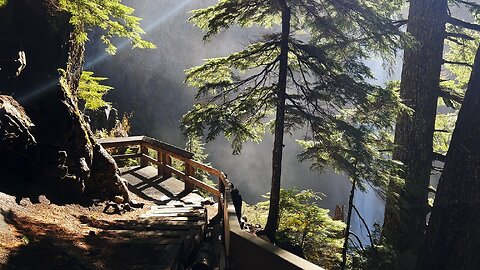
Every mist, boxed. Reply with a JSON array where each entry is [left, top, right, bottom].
[[85, 0, 400, 242]]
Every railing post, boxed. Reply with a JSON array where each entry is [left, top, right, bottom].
[[140, 144, 148, 167], [184, 162, 195, 192], [219, 176, 225, 217], [224, 183, 231, 269], [163, 153, 172, 178], [157, 149, 163, 177]]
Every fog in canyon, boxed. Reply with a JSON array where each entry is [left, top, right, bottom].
[[85, 0, 402, 243]]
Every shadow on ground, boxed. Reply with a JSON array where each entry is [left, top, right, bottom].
[[1, 210, 187, 270]]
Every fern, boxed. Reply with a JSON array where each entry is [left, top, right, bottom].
[[78, 71, 113, 110]]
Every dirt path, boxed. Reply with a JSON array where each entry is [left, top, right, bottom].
[[0, 191, 151, 270]]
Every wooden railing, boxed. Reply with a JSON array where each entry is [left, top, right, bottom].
[[99, 136, 323, 270]]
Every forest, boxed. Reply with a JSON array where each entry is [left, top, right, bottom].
[[0, 0, 480, 269]]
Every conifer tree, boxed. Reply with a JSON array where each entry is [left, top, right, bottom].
[[58, 0, 155, 55], [183, 0, 407, 240], [383, 0, 480, 262], [416, 41, 480, 270], [382, 0, 448, 261]]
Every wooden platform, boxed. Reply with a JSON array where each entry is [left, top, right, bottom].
[[93, 166, 208, 270]]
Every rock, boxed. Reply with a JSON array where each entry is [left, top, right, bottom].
[[114, 195, 124, 204], [0, 0, 134, 206], [0, 95, 35, 151], [38, 195, 50, 205]]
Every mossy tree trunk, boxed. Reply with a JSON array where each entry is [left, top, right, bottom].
[[416, 43, 480, 270], [0, 0, 130, 204], [383, 0, 447, 260]]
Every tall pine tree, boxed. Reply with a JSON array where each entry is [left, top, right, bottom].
[[382, 0, 448, 262], [416, 41, 480, 270], [183, 0, 407, 240], [383, 1, 480, 265]]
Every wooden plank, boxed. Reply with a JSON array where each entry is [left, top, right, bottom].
[[144, 211, 205, 217], [139, 215, 203, 221], [141, 212, 204, 218], [112, 152, 142, 159], [142, 136, 194, 159], [148, 208, 204, 214], [142, 153, 160, 166], [150, 205, 204, 210], [106, 237, 184, 245], [184, 163, 195, 192], [140, 145, 149, 167], [99, 136, 145, 144], [163, 165, 219, 195], [157, 149, 163, 176], [96, 222, 204, 231], [219, 172, 231, 187], [185, 175, 220, 197], [165, 164, 186, 179], [99, 136, 144, 148], [107, 229, 197, 238], [187, 159, 221, 177]]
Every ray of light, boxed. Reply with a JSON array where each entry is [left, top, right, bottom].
[[19, 0, 194, 104], [85, 0, 194, 69]]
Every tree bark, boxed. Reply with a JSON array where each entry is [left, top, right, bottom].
[[263, 0, 290, 240], [341, 179, 356, 270], [0, 0, 131, 204], [383, 0, 447, 258], [416, 43, 480, 270]]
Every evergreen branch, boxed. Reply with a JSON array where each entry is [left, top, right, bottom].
[[445, 36, 467, 46], [447, 16, 480, 32], [443, 59, 473, 67], [352, 205, 376, 250], [453, 0, 480, 10], [438, 87, 464, 104], [349, 231, 365, 250], [211, 60, 278, 105], [445, 32, 475, 41], [392, 19, 408, 27]]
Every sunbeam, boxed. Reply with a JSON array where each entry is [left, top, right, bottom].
[[18, 0, 194, 104], [85, 0, 194, 69]]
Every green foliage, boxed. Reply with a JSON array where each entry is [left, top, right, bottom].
[[433, 113, 457, 154], [58, 0, 155, 54], [346, 223, 399, 270], [434, 19, 480, 154], [183, 0, 409, 193], [186, 135, 216, 188], [94, 113, 132, 138], [95, 114, 139, 167], [244, 188, 345, 269], [0, 0, 7, 8], [78, 71, 113, 110]]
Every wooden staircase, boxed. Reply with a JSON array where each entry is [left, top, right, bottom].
[[99, 136, 324, 270], [88, 165, 209, 270]]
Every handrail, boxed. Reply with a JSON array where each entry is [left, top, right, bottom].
[[99, 135, 223, 206], [99, 136, 323, 270]]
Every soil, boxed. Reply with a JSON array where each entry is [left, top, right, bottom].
[[0, 191, 151, 270]]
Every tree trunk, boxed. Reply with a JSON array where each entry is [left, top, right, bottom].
[[0, 0, 131, 204], [383, 0, 447, 259], [416, 43, 480, 270], [263, 1, 290, 240], [340, 179, 356, 270]]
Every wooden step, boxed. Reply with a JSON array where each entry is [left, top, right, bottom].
[[150, 205, 204, 210]]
